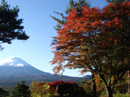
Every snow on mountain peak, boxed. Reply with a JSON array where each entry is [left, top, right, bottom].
[[0, 56, 30, 67]]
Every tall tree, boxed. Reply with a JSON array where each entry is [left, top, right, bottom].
[[106, 0, 130, 94], [50, 1, 130, 97], [50, 0, 91, 31], [10, 81, 30, 97], [50, 0, 94, 95], [50, 0, 97, 95], [0, 0, 29, 49], [29, 81, 39, 93]]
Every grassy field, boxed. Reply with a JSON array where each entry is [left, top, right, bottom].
[[100, 94, 130, 97], [47, 92, 130, 97]]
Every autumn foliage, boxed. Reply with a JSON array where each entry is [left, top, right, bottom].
[[51, 2, 130, 97], [51, 2, 130, 74], [47, 80, 76, 93], [37, 81, 46, 88], [36, 80, 77, 94]]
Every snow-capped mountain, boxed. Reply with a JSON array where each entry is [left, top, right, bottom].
[[0, 56, 90, 90], [0, 56, 31, 67], [0, 56, 52, 76], [0, 56, 90, 84]]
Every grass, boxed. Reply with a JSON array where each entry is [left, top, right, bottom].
[[113, 94, 130, 97], [100, 94, 130, 97]]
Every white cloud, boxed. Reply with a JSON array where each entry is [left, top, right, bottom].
[[9, 63, 14, 66], [0, 56, 27, 67], [15, 63, 24, 67], [0, 57, 14, 66]]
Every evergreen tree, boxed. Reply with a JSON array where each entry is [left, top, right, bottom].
[[10, 81, 30, 97], [0, 87, 9, 97], [50, 0, 91, 31], [0, 0, 29, 49]]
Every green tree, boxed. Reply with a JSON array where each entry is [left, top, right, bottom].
[[0, 0, 29, 49], [50, 0, 91, 32], [10, 81, 30, 97], [0, 87, 9, 97], [29, 81, 39, 93]]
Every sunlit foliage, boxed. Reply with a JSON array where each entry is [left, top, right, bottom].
[[50, 1, 130, 97]]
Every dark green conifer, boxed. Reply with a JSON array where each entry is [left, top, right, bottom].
[[0, 87, 9, 96], [9, 81, 30, 97], [50, 0, 91, 31], [0, 0, 29, 49]]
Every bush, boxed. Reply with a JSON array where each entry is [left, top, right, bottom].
[[78, 81, 99, 97], [32, 83, 54, 97], [114, 82, 127, 94]]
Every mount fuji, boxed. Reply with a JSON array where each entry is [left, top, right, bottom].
[[0, 56, 31, 67], [0, 56, 91, 90], [0, 56, 51, 76]]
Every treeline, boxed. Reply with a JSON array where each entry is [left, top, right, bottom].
[[0, 74, 128, 97]]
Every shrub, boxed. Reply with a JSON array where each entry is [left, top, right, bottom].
[[47, 80, 77, 94], [33, 83, 54, 97], [114, 82, 127, 94]]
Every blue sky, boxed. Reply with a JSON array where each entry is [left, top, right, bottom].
[[0, 0, 107, 77]]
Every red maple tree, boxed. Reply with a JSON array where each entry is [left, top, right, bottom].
[[50, 2, 130, 97]]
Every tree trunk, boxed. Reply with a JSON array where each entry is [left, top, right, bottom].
[[128, 70, 130, 94], [100, 74, 115, 97], [91, 73, 97, 97], [105, 86, 114, 97]]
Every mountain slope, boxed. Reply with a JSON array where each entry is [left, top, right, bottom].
[[0, 56, 91, 90], [0, 56, 50, 77]]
